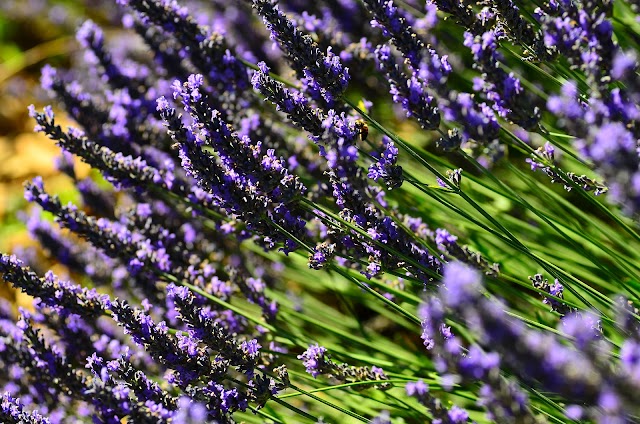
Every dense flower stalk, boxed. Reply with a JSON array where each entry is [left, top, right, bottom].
[[158, 84, 308, 253], [167, 283, 270, 371], [251, 0, 349, 105], [363, 0, 434, 70], [76, 19, 146, 95], [24, 178, 174, 276], [374, 44, 441, 130], [537, 0, 615, 89], [423, 262, 640, 422], [251, 64, 325, 137], [28, 106, 176, 192], [464, 29, 540, 129], [547, 78, 640, 215], [368, 136, 403, 190], [118, 0, 249, 91]]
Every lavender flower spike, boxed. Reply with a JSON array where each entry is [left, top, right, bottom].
[[1, 393, 50, 424], [374, 44, 440, 130], [252, 0, 349, 104], [0, 253, 109, 317], [368, 136, 403, 189]]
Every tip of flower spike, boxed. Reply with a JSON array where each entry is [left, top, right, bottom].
[[76, 20, 103, 48], [40, 64, 57, 90], [43, 105, 54, 120], [0, 253, 24, 268], [257, 61, 270, 74], [156, 96, 170, 112], [298, 344, 327, 378], [186, 73, 204, 90], [23, 177, 45, 203], [166, 283, 190, 301]]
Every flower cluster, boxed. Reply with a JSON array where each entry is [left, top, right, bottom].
[[421, 262, 640, 422], [0, 0, 639, 422]]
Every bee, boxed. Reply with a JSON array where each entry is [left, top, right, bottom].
[[354, 119, 369, 141], [171, 142, 181, 150]]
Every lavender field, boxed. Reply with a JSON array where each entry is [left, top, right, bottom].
[[1, 0, 640, 423]]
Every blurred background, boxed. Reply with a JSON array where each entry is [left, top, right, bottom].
[[0, 1, 121, 302]]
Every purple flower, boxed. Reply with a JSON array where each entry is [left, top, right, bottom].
[[405, 380, 428, 397], [368, 137, 403, 189], [298, 344, 328, 378], [441, 261, 482, 306], [464, 29, 540, 128], [0, 254, 109, 317]]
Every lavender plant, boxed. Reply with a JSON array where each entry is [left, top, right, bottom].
[[2, 0, 640, 422]]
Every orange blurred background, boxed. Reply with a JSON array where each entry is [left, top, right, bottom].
[[0, 1, 110, 304]]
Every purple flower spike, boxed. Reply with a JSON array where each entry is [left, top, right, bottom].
[[1, 393, 50, 424], [252, 0, 349, 105]]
